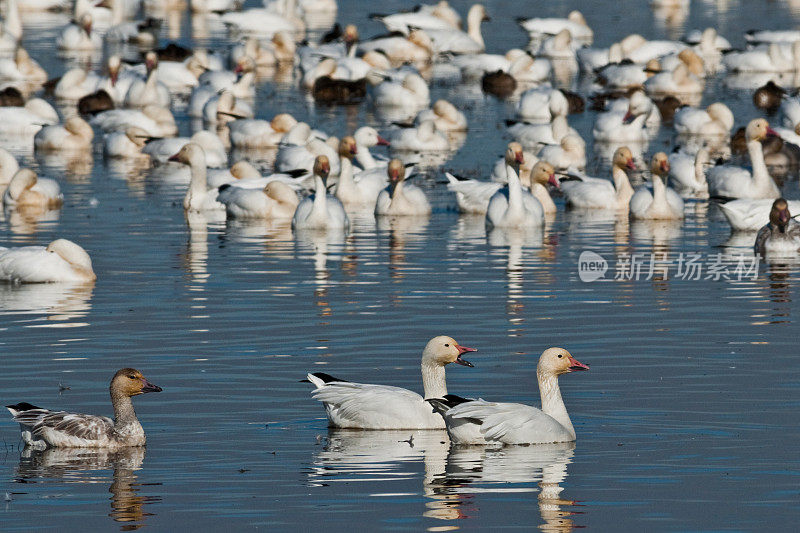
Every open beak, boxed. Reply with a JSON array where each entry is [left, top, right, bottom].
[[168, 152, 181, 162], [567, 356, 589, 372], [454, 344, 476, 367], [377, 136, 390, 146], [548, 174, 560, 188], [140, 379, 163, 393], [515, 151, 525, 164], [660, 161, 669, 173], [626, 159, 636, 170], [350, 146, 358, 155], [766, 126, 779, 138]]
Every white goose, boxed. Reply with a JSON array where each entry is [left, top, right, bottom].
[[719, 198, 800, 232], [306, 336, 475, 430], [668, 147, 709, 196], [375, 159, 431, 216], [335, 136, 387, 210], [424, 4, 489, 55], [427, 347, 589, 445], [90, 106, 178, 137], [358, 29, 434, 64], [389, 120, 449, 152], [508, 115, 579, 149], [673, 102, 734, 136], [373, 2, 461, 33], [103, 127, 150, 158], [0, 0, 21, 53], [167, 143, 225, 212], [142, 131, 228, 168], [516, 87, 568, 123], [274, 123, 340, 176], [352, 126, 390, 169], [629, 152, 684, 220], [373, 72, 430, 109], [123, 52, 171, 109], [644, 63, 703, 98], [34, 117, 94, 152], [229, 114, 298, 149], [216, 179, 300, 220], [446, 142, 527, 214], [2, 169, 62, 209], [723, 42, 800, 73], [0, 239, 95, 283], [7, 368, 161, 448], [707, 119, 781, 200], [485, 153, 545, 228], [202, 90, 254, 125], [415, 100, 467, 132], [518, 10, 593, 43], [593, 90, 654, 143], [559, 146, 636, 210], [56, 13, 101, 51], [537, 134, 586, 171], [292, 155, 349, 229], [0, 98, 58, 139]]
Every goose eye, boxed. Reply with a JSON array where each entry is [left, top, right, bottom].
[[128, 375, 136, 379], [444, 343, 450, 347], [557, 354, 562, 358]]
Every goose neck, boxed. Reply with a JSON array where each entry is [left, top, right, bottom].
[[537, 370, 575, 439], [652, 174, 667, 206], [612, 164, 634, 202], [467, 13, 485, 49], [421, 360, 447, 399], [336, 157, 354, 196], [506, 163, 524, 216], [184, 157, 208, 210], [747, 139, 770, 185], [354, 146, 377, 169], [694, 154, 707, 185], [532, 181, 556, 213], [111, 394, 138, 427], [313, 174, 328, 213]]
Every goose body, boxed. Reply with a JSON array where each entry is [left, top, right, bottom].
[[292, 155, 349, 229], [723, 42, 800, 73], [508, 116, 579, 149], [103, 127, 149, 158], [673, 103, 734, 136], [629, 153, 684, 220], [34, 117, 94, 152], [485, 161, 545, 229], [373, 73, 430, 109], [7, 368, 161, 449], [668, 148, 709, 196], [142, 131, 228, 168], [754, 199, 800, 255], [375, 159, 431, 216], [518, 10, 593, 43], [0, 239, 94, 283], [592, 91, 654, 143], [2, 169, 61, 209], [516, 87, 568, 123], [0, 99, 58, 138], [720, 198, 800, 232], [424, 4, 489, 54], [56, 14, 101, 51], [307, 336, 475, 430], [559, 146, 635, 210], [537, 134, 586, 171], [217, 180, 300, 219], [334, 137, 388, 209], [90, 106, 177, 137], [389, 120, 449, 152], [228, 114, 298, 149], [428, 347, 588, 445]]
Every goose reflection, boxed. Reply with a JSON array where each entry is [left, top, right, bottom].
[[183, 211, 212, 286], [14, 447, 157, 530], [0, 281, 93, 320], [1, 204, 61, 234], [296, 227, 347, 305], [378, 215, 429, 282]]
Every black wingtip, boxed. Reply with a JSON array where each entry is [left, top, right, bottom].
[[6, 402, 41, 411], [308, 372, 347, 384], [218, 183, 231, 193], [285, 168, 309, 178]]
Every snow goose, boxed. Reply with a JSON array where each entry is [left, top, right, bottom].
[[90, 105, 177, 137], [559, 146, 636, 210], [228, 113, 298, 149], [53, 66, 101, 100], [56, 13, 101, 51], [537, 134, 586, 171], [668, 147, 709, 196], [104, 0, 159, 46], [719, 197, 800, 232], [673, 102, 734, 137], [123, 52, 171, 108], [0, 48, 46, 88], [217, 179, 299, 220], [754, 198, 800, 255], [516, 87, 568, 123], [202, 89, 254, 125], [424, 4, 489, 55], [0, 98, 58, 138], [644, 63, 703, 100], [351, 126, 390, 169], [389, 119, 448, 152], [486, 152, 545, 228], [274, 123, 340, 176], [2, 168, 62, 209], [359, 29, 434, 64], [415, 100, 467, 132], [0, 0, 22, 52], [168, 143, 226, 212], [306, 335, 475, 430], [508, 116, 578, 150], [292, 155, 349, 229], [103, 127, 150, 158], [197, 55, 256, 97], [372, 2, 461, 34], [447, 141, 527, 214], [0, 239, 94, 283], [724, 41, 800, 73], [34, 117, 94, 152], [536, 29, 579, 61], [335, 136, 387, 210], [373, 72, 430, 109], [143, 130, 228, 168], [629, 152, 684, 220], [375, 158, 431, 216], [518, 10, 593, 44], [6, 368, 161, 448], [707, 119, 781, 200], [221, 1, 305, 37], [428, 347, 588, 445], [593, 90, 654, 143]]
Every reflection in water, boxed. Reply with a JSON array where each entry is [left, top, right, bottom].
[[377, 215, 429, 283], [310, 430, 579, 531], [1, 205, 61, 235], [296, 227, 347, 313], [0, 282, 94, 321], [14, 447, 157, 530]]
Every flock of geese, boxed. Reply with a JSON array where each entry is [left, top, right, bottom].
[[3, 0, 800, 448]]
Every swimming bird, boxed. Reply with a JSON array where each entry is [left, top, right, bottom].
[[0, 239, 95, 283], [2, 168, 62, 209], [485, 149, 545, 229], [6, 368, 161, 448], [559, 146, 636, 210], [629, 152, 684, 220], [375, 159, 431, 216], [306, 336, 475, 430], [292, 155, 349, 229], [427, 347, 588, 445], [754, 198, 800, 255]]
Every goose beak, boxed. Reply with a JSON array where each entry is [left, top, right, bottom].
[[622, 111, 635, 124], [626, 158, 636, 170], [660, 160, 669, 172], [515, 151, 524, 164], [548, 173, 560, 188], [766, 126, 779, 138], [140, 379, 163, 393], [454, 344, 476, 367], [168, 152, 181, 162], [567, 356, 589, 372], [377, 136, 390, 146]]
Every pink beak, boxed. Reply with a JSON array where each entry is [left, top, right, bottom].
[[548, 174, 560, 188], [567, 356, 589, 371], [515, 152, 525, 164], [376, 136, 390, 146], [767, 126, 779, 137], [626, 159, 636, 170], [168, 152, 180, 162], [454, 344, 476, 367]]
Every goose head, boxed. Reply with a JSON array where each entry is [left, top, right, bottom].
[[644, 58, 661, 76], [531, 161, 558, 188], [229, 160, 261, 180], [46, 239, 96, 281], [612, 146, 636, 170], [234, 55, 255, 76], [387, 158, 405, 192], [422, 335, 476, 368], [79, 13, 93, 37], [64, 116, 94, 141], [620, 33, 646, 56], [568, 10, 588, 26], [338, 136, 358, 159], [270, 113, 297, 133], [125, 126, 150, 148], [745, 118, 777, 143], [343, 24, 359, 47], [678, 49, 704, 77], [168, 142, 206, 166], [313, 155, 331, 183], [506, 141, 525, 167], [432, 0, 461, 28], [144, 51, 158, 74], [706, 102, 734, 131], [272, 31, 296, 59], [623, 90, 651, 124], [650, 151, 670, 178], [107, 55, 121, 85], [110, 368, 162, 399], [264, 181, 299, 207], [354, 126, 389, 148], [5, 168, 37, 200], [769, 198, 792, 230], [551, 29, 572, 52], [537, 347, 589, 377]]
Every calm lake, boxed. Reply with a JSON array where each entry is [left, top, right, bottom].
[[2, 0, 800, 530]]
